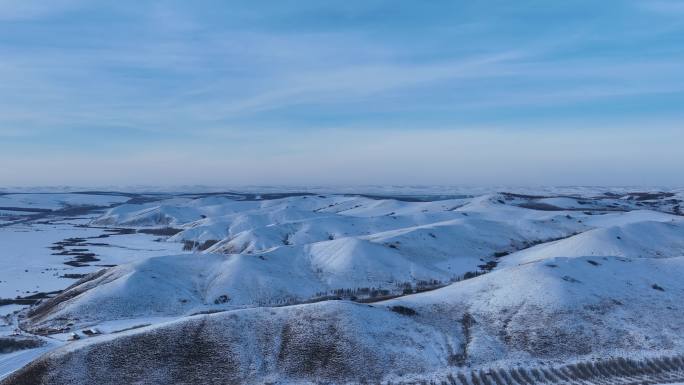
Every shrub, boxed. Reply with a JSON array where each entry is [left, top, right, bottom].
[[197, 239, 219, 251], [213, 294, 230, 304], [0, 337, 45, 354], [137, 227, 182, 236], [463, 271, 483, 280], [652, 283, 665, 291], [389, 305, 418, 316]]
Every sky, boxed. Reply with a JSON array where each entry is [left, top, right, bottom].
[[1, 0, 683, 187]]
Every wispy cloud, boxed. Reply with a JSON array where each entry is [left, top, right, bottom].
[[636, 0, 684, 15], [0, 0, 683, 185], [0, 0, 81, 21], [2, 125, 682, 186], [181, 51, 525, 118]]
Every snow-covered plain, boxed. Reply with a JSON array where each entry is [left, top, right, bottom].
[[1, 189, 683, 384], [0, 193, 130, 211]]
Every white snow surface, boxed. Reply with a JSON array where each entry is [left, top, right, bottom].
[[0, 193, 130, 210], [1, 189, 684, 384], [21, 192, 684, 330]]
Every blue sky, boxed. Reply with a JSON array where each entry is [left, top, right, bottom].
[[1, 0, 683, 186]]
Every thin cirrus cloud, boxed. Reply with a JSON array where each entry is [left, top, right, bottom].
[[0, 0, 682, 186]]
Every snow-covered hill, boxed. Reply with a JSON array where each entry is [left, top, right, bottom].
[[24, 196, 598, 332], [7, 254, 684, 384], [1, 189, 683, 384], [500, 218, 684, 268]]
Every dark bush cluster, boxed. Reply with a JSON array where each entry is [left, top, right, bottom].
[[389, 305, 417, 316], [182, 239, 219, 251], [0, 337, 45, 354], [136, 227, 182, 236], [213, 294, 230, 304]]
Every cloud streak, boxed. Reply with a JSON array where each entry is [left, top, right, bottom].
[[2, 125, 682, 186], [0, 1, 682, 185]]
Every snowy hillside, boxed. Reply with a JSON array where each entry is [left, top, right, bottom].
[[1, 189, 683, 384], [500, 219, 684, 268], [6, 255, 684, 384]]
